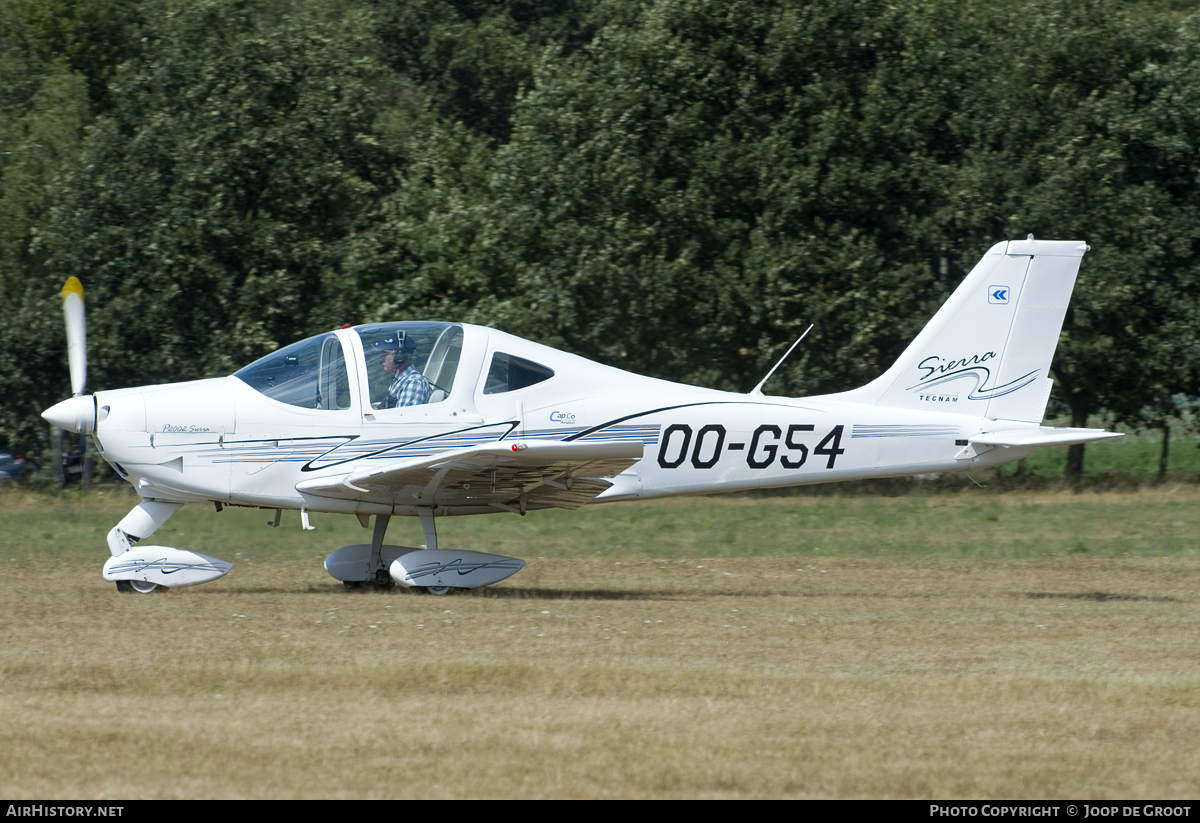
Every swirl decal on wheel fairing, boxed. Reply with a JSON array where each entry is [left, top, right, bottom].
[[401, 557, 525, 582], [106, 557, 230, 576]]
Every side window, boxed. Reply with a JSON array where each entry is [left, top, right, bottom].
[[483, 353, 555, 395]]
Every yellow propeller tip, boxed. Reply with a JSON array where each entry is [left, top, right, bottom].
[[61, 277, 84, 303]]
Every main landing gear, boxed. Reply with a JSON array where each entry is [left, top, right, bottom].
[[349, 511, 453, 595], [411, 509, 454, 596], [116, 579, 160, 594], [323, 508, 526, 594]]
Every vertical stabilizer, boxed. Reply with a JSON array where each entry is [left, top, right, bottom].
[[833, 239, 1088, 422]]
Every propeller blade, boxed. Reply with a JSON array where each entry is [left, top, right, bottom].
[[62, 277, 87, 396]]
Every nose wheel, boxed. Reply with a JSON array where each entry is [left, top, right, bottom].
[[425, 585, 453, 596]]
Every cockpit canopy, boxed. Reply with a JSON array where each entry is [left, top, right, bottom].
[[235, 322, 464, 410], [234, 321, 557, 412]]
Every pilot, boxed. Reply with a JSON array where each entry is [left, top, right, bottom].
[[377, 332, 432, 408]]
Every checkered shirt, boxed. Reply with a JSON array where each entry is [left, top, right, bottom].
[[384, 364, 432, 408]]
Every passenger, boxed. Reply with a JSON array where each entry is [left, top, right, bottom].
[[377, 333, 432, 408]]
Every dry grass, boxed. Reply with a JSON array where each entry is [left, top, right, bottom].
[[2, 553, 1199, 798]]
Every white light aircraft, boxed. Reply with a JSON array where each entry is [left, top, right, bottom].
[[43, 237, 1119, 594]]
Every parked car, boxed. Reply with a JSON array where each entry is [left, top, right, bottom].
[[52, 443, 92, 490], [0, 450, 39, 484]]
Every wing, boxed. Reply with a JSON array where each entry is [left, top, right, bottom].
[[296, 439, 643, 513]]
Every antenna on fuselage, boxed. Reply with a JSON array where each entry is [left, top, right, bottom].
[[748, 324, 814, 397]]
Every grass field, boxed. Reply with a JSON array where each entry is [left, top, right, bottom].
[[2, 485, 1199, 798]]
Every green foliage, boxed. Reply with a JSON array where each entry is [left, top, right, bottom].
[[369, 0, 597, 144], [2, 0, 1200, 483], [0, 0, 93, 446], [12, 0, 142, 113], [369, 0, 988, 390], [960, 3, 1200, 437], [361, 0, 1200, 415], [43, 0, 396, 391]]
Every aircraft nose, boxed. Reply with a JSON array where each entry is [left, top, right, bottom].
[[42, 395, 96, 434]]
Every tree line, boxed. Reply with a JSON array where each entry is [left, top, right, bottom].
[[3, 0, 1200, 476]]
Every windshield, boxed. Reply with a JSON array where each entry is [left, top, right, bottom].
[[355, 322, 463, 408], [234, 333, 352, 410]]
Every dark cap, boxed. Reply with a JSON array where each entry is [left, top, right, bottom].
[[373, 331, 416, 355]]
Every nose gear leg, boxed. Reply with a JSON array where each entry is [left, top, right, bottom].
[[107, 498, 183, 556], [103, 498, 231, 593]]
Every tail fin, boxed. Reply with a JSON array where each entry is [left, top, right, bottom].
[[836, 238, 1088, 423]]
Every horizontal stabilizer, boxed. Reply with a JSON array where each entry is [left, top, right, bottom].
[[972, 427, 1122, 448]]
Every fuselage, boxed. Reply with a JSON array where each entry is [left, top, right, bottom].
[[82, 321, 1035, 518]]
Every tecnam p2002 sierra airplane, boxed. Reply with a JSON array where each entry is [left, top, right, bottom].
[[43, 237, 1119, 594]]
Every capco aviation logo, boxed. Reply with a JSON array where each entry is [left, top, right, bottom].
[[988, 285, 1010, 304], [549, 411, 576, 424]]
